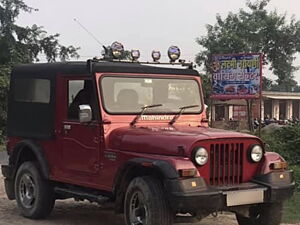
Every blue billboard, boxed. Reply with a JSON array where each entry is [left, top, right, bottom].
[[211, 53, 262, 99]]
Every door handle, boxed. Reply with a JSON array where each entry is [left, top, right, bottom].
[[64, 124, 71, 130]]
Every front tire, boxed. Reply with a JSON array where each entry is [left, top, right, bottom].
[[124, 176, 173, 225], [236, 203, 283, 225], [15, 161, 55, 219]]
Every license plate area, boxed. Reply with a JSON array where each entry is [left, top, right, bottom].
[[225, 188, 266, 207]]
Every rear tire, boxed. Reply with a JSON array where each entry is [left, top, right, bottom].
[[15, 161, 55, 219], [124, 176, 173, 225], [236, 203, 283, 225]]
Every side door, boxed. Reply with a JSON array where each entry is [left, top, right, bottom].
[[60, 77, 101, 183]]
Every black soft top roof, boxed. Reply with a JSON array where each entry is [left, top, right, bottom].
[[12, 61, 199, 77]]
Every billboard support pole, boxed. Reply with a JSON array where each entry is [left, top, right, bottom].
[[259, 95, 262, 137], [258, 53, 263, 137], [210, 98, 213, 127]]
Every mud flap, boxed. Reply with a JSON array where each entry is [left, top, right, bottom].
[[4, 178, 15, 200]]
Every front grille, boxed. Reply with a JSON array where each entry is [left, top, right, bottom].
[[209, 143, 244, 185]]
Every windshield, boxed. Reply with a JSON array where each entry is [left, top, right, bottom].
[[100, 76, 202, 114]]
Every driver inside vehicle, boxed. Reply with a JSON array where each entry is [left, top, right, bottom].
[[115, 89, 142, 111], [68, 81, 95, 120]]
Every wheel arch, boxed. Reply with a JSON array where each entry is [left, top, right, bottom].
[[113, 158, 178, 213], [9, 139, 49, 180]]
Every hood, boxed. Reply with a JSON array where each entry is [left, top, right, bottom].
[[108, 125, 258, 156]]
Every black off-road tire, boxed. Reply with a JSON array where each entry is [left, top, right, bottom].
[[124, 176, 173, 225], [236, 203, 283, 225], [15, 161, 55, 219]]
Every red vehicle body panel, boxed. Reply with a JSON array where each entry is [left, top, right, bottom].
[[7, 71, 265, 192]]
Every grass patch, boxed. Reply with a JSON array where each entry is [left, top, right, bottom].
[[283, 192, 300, 223]]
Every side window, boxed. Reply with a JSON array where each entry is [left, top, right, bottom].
[[67, 80, 95, 120], [14, 78, 50, 103]]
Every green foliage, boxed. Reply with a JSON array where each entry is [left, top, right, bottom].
[[0, 65, 10, 144], [196, 0, 300, 91], [290, 165, 300, 192], [261, 125, 300, 165], [0, 0, 80, 143], [262, 76, 273, 91], [283, 190, 300, 223], [261, 125, 300, 192], [200, 74, 212, 104]]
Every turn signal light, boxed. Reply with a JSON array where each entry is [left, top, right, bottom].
[[178, 169, 197, 177], [270, 162, 288, 170]]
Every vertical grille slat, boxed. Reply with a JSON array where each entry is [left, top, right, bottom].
[[210, 144, 215, 185], [222, 144, 226, 185], [233, 144, 236, 183], [237, 144, 240, 183], [217, 144, 221, 185], [210, 141, 244, 186]]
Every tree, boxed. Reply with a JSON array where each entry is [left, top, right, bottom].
[[262, 76, 273, 91], [101, 47, 132, 60], [0, 0, 80, 144], [196, 0, 300, 92]]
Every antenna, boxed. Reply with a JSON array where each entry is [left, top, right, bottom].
[[73, 18, 106, 49]]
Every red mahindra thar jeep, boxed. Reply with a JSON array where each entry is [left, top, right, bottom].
[[1, 59, 294, 225]]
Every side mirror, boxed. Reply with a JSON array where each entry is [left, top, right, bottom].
[[79, 105, 92, 123]]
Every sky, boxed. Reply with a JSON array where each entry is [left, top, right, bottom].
[[17, 0, 300, 83]]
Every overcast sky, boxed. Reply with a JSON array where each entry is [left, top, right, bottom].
[[17, 0, 300, 82]]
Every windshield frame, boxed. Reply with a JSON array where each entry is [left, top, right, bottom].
[[98, 73, 204, 115]]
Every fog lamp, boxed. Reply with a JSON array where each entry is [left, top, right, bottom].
[[151, 50, 161, 62], [270, 162, 288, 170], [111, 41, 124, 59], [178, 168, 197, 177], [131, 50, 140, 61], [168, 46, 181, 62]]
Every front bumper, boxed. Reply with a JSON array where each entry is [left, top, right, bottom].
[[165, 170, 295, 212]]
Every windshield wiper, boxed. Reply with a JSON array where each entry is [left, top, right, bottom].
[[130, 104, 163, 126], [169, 105, 199, 125]]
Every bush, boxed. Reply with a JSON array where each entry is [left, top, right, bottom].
[[261, 125, 300, 165], [261, 125, 300, 191], [290, 165, 300, 192], [0, 66, 10, 145]]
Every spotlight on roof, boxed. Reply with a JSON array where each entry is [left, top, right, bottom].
[[131, 50, 140, 61], [168, 46, 181, 62], [111, 41, 124, 59], [151, 50, 161, 62]]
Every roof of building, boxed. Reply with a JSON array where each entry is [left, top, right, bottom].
[[263, 91, 300, 100]]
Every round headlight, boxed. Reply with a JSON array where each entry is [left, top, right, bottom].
[[250, 145, 263, 162], [194, 147, 209, 166]]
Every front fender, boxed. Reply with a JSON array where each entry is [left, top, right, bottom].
[[260, 152, 286, 174]]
